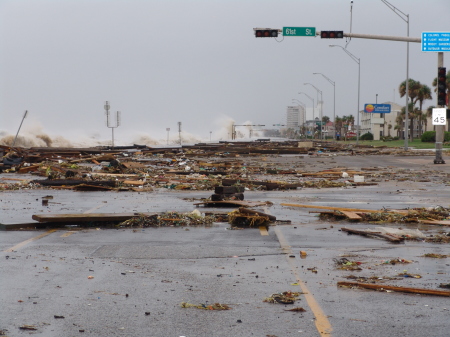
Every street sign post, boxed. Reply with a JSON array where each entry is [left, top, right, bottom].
[[283, 27, 316, 37], [421, 32, 450, 52]]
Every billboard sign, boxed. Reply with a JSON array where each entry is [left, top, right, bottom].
[[364, 104, 391, 113]]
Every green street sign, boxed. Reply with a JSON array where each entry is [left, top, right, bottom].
[[283, 27, 316, 37]]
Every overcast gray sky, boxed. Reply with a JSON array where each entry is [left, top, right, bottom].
[[1, 0, 449, 146]]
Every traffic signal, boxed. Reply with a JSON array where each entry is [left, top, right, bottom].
[[437, 67, 447, 106], [254, 28, 278, 38], [320, 31, 344, 39]]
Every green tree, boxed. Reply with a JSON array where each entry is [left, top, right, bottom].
[[413, 84, 432, 136], [399, 79, 421, 140]]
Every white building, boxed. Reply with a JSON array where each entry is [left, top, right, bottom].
[[286, 105, 306, 129]]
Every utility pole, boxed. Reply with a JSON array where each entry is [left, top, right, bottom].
[[178, 122, 182, 146], [434, 52, 446, 164], [12, 110, 28, 147]]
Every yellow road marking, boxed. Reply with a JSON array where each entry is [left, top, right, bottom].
[[274, 226, 332, 336], [259, 226, 269, 236], [60, 231, 76, 238], [4, 229, 58, 252]]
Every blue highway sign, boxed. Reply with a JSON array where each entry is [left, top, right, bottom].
[[422, 32, 450, 52]]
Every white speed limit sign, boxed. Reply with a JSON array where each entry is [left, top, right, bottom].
[[432, 108, 447, 125]]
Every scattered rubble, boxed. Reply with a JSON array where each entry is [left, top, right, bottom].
[[180, 302, 231, 310], [263, 291, 302, 304]]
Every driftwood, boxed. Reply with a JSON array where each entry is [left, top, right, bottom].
[[338, 281, 450, 297]]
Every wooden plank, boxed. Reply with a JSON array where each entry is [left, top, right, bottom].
[[340, 211, 362, 221], [17, 165, 41, 173], [420, 220, 450, 226], [341, 227, 404, 243], [280, 203, 405, 214], [31, 212, 156, 223], [91, 172, 140, 178], [121, 162, 147, 169], [123, 180, 145, 186], [193, 200, 268, 208], [259, 226, 269, 236], [338, 281, 450, 297]]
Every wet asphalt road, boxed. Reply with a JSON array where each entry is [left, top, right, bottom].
[[1, 154, 449, 337]]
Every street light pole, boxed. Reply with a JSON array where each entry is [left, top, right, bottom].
[[292, 99, 307, 138], [305, 83, 324, 139], [299, 92, 316, 139], [329, 45, 360, 144], [299, 92, 315, 120], [381, 0, 409, 150], [313, 73, 336, 140]]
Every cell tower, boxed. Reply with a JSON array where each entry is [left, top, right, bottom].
[[104, 101, 121, 149]]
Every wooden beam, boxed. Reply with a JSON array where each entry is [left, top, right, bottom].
[[281, 203, 402, 214], [341, 227, 404, 243], [420, 220, 450, 226], [340, 211, 362, 221], [338, 281, 450, 297], [31, 213, 156, 223]]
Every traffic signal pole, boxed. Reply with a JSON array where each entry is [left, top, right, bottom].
[[434, 52, 446, 164], [340, 32, 420, 43]]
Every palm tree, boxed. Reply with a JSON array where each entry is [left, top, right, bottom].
[[413, 84, 432, 136], [399, 79, 421, 102], [399, 79, 422, 140], [395, 115, 404, 138], [388, 123, 392, 137]]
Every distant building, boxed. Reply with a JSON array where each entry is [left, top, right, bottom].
[[286, 105, 306, 129]]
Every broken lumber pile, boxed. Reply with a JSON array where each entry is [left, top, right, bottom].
[[222, 178, 299, 190]]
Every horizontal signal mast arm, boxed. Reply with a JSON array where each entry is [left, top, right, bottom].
[[324, 32, 421, 43]]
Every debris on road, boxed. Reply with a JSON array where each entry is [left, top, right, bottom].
[[228, 208, 273, 227], [422, 253, 448, 258], [19, 325, 37, 331], [284, 307, 306, 312], [263, 291, 302, 304], [333, 258, 363, 271], [341, 227, 404, 243], [282, 203, 450, 225], [180, 302, 231, 310], [338, 281, 450, 297]]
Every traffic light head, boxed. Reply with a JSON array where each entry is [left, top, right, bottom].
[[321, 31, 344, 39], [437, 67, 447, 106], [254, 28, 278, 38]]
